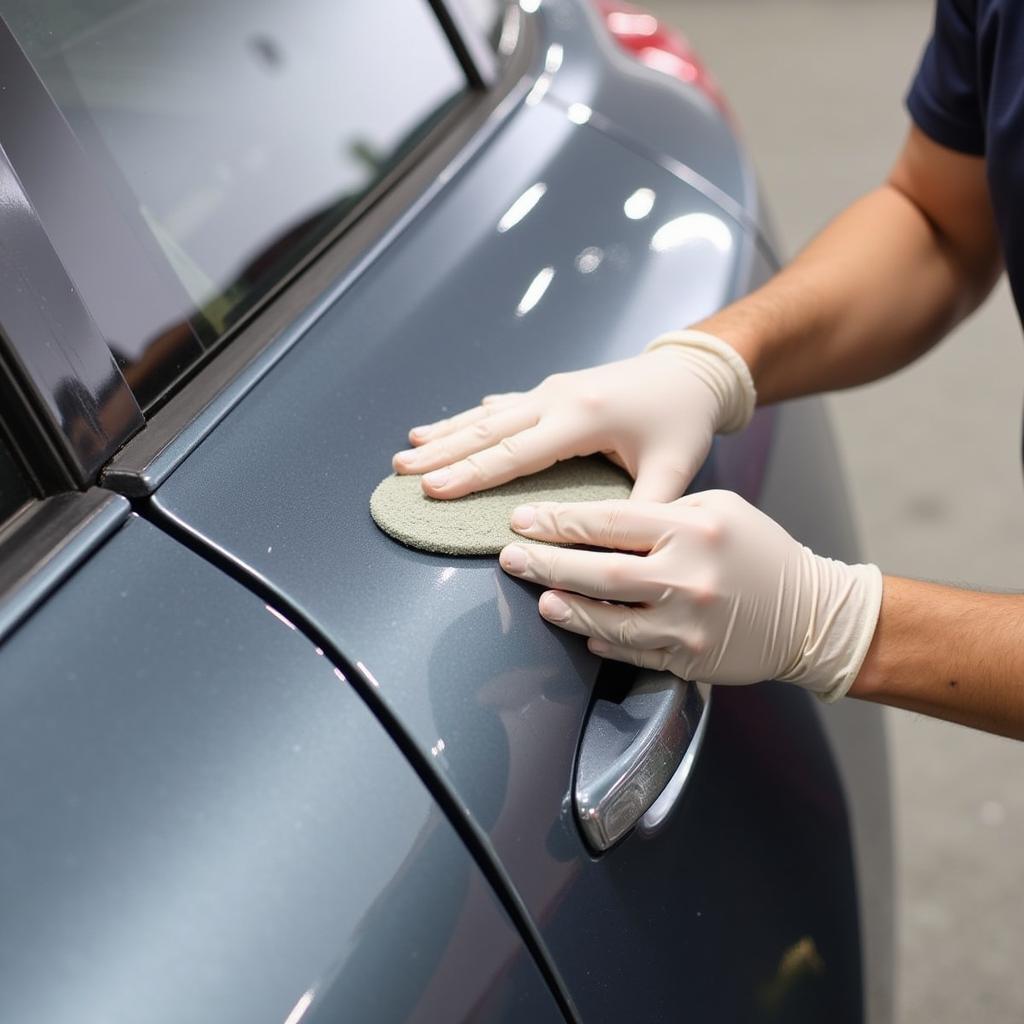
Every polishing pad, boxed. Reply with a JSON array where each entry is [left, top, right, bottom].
[[370, 456, 633, 556]]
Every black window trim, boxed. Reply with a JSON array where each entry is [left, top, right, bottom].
[[0, 135, 145, 488], [100, 1, 537, 498], [0, 344, 79, 497], [0, 11, 200, 445]]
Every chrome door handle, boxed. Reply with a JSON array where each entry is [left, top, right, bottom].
[[574, 668, 711, 852]]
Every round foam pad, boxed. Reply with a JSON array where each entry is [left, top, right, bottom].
[[370, 456, 633, 556]]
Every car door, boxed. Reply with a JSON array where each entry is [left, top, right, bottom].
[[0, 503, 564, 1024], [0, 317, 564, 1024], [0, 0, 867, 1020], [135, 107, 864, 1022], [0, 3, 565, 1018]]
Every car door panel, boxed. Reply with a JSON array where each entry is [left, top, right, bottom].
[[150, 96, 862, 1021], [0, 515, 562, 1024]]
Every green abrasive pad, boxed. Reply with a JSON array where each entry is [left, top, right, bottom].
[[370, 456, 633, 556]]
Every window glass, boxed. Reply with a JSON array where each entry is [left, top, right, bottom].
[[1, 0, 468, 407], [0, 433, 34, 526], [460, 0, 509, 49]]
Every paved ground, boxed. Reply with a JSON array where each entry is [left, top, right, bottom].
[[644, 2, 1024, 1020]]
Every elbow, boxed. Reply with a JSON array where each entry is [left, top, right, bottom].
[[886, 127, 1004, 316], [887, 175, 1002, 315]]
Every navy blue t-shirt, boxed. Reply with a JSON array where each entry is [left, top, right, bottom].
[[907, 0, 1024, 319]]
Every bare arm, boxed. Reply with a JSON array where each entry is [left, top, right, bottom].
[[694, 126, 1003, 403], [852, 578, 1024, 740], [394, 123, 1024, 737], [696, 127, 1024, 737]]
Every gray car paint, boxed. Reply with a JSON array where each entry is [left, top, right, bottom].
[[149, 69, 872, 1019], [538, 0, 758, 216], [0, 516, 562, 1024], [0, 489, 128, 644]]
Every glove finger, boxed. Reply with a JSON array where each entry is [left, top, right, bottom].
[[407, 392, 528, 446], [499, 542, 654, 602], [537, 590, 666, 649], [423, 419, 583, 499], [586, 638, 675, 673], [407, 404, 491, 445], [629, 468, 687, 504], [481, 391, 527, 406], [511, 499, 666, 552], [629, 451, 698, 503], [395, 404, 539, 474]]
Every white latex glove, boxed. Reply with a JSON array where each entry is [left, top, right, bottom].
[[393, 330, 756, 502], [498, 490, 883, 702]]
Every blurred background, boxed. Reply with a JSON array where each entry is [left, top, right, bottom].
[[643, 1, 1024, 1020]]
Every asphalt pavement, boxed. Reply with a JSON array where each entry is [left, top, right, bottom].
[[644, 2, 1024, 1020]]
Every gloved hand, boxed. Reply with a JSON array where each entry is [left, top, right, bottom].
[[393, 330, 756, 502], [498, 490, 883, 701]]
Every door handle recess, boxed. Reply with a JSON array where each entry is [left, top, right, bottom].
[[574, 668, 711, 852]]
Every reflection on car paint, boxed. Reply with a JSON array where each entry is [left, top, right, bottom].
[[650, 211, 733, 253], [497, 182, 549, 233], [623, 186, 656, 220], [515, 267, 556, 317], [574, 246, 604, 273], [566, 101, 592, 124]]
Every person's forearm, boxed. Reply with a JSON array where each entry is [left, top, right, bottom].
[[687, 125, 1003, 405], [693, 183, 986, 404], [850, 577, 1024, 740]]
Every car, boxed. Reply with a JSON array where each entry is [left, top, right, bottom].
[[0, 1, 893, 1021]]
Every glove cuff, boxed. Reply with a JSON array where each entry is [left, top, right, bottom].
[[815, 562, 884, 702], [644, 329, 758, 433], [781, 555, 884, 703]]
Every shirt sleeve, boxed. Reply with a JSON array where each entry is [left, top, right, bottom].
[[906, 0, 985, 155]]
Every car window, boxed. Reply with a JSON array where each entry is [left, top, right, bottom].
[[0, 0, 469, 409], [460, 0, 509, 49], [0, 431, 34, 527]]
